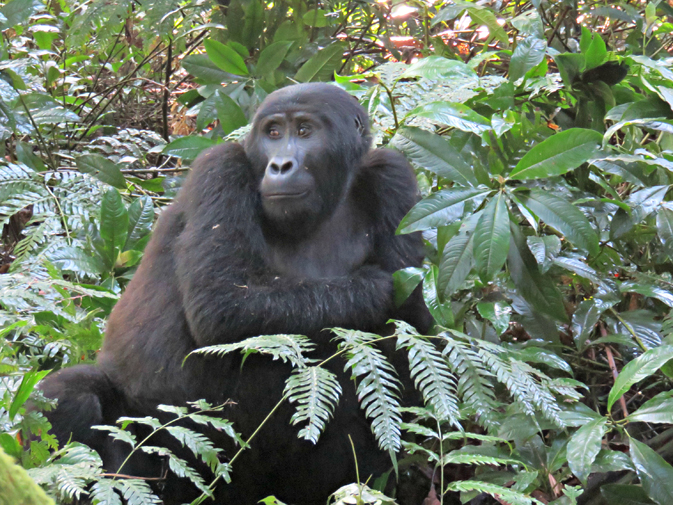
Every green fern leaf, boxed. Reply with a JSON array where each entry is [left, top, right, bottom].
[[90, 480, 123, 505], [441, 333, 499, 427], [117, 479, 161, 505], [396, 332, 460, 426], [446, 480, 544, 505], [191, 334, 314, 369], [165, 425, 222, 472], [285, 366, 342, 444], [337, 331, 402, 452]]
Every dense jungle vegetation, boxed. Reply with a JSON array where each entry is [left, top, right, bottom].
[[1, 0, 673, 504]]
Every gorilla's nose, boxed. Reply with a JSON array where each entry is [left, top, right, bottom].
[[268, 157, 296, 175]]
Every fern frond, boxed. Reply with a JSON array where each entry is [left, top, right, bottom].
[[339, 338, 402, 452], [396, 332, 460, 426], [117, 479, 162, 505], [440, 333, 499, 427], [91, 425, 137, 446], [478, 349, 562, 425], [165, 425, 222, 472], [331, 327, 380, 346], [445, 481, 544, 505], [285, 366, 342, 444], [442, 451, 522, 467], [140, 445, 212, 496], [192, 334, 314, 369], [90, 480, 123, 505], [401, 441, 440, 463]]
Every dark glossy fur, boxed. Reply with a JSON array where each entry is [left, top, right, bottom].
[[40, 84, 431, 504]]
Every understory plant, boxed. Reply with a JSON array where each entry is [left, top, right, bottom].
[[0, 0, 672, 504]]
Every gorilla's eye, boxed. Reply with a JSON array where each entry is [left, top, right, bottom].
[[298, 125, 311, 137], [268, 127, 281, 139]]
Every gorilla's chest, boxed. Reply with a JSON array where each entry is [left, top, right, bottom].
[[265, 201, 372, 279]]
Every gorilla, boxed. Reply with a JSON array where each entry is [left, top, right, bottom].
[[40, 83, 431, 504]]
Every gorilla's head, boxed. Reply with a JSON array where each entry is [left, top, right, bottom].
[[245, 83, 371, 235]]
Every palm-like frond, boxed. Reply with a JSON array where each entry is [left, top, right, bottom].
[[285, 366, 342, 443], [396, 332, 460, 426], [445, 481, 544, 505], [440, 333, 499, 427], [336, 330, 402, 452], [191, 334, 314, 369]]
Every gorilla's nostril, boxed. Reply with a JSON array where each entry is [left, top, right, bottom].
[[280, 161, 294, 173]]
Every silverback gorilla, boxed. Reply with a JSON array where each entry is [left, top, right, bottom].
[[40, 83, 432, 504]]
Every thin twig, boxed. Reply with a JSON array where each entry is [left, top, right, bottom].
[[162, 38, 173, 142], [600, 323, 629, 418]]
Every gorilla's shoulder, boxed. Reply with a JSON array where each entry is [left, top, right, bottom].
[[359, 147, 417, 193], [190, 142, 249, 176], [177, 142, 254, 213]]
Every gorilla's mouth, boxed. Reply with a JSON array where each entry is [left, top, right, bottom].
[[263, 191, 309, 200]]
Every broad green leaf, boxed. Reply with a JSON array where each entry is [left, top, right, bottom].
[[474, 192, 510, 283], [393, 267, 424, 308], [604, 119, 673, 147], [50, 247, 106, 276], [100, 189, 129, 260], [228, 40, 249, 59], [477, 301, 511, 335], [295, 42, 346, 83], [302, 9, 329, 27], [572, 297, 616, 350], [9, 369, 50, 420], [182, 54, 235, 84], [622, 96, 672, 121], [423, 267, 454, 327], [510, 129, 602, 180], [398, 187, 488, 234], [558, 402, 602, 427], [627, 391, 673, 424], [519, 190, 599, 256], [407, 102, 491, 135], [196, 89, 247, 132], [656, 207, 673, 250], [163, 136, 217, 161], [204, 39, 249, 76], [242, 0, 264, 49], [509, 37, 547, 82], [391, 127, 478, 187], [567, 417, 607, 485], [76, 154, 126, 190], [125, 196, 154, 251], [608, 345, 673, 411], [526, 235, 561, 272], [593, 450, 635, 473], [467, 7, 509, 47], [620, 281, 673, 308], [508, 223, 568, 322], [214, 92, 248, 136], [401, 56, 478, 82], [584, 34, 607, 70], [630, 438, 673, 505], [437, 212, 480, 297], [601, 485, 655, 505], [256, 41, 293, 76]]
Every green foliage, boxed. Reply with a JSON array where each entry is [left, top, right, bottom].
[[1, 0, 673, 504]]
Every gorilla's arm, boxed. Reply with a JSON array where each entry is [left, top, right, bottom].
[[356, 148, 434, 333], [174, 143, 394, 347]]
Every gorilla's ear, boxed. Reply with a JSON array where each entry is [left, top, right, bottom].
[[354, 116, 366, 137]]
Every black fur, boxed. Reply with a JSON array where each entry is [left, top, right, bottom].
[[40, 83, 431, 504]]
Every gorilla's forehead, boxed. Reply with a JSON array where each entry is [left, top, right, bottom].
[[254, 83, 365, 124]]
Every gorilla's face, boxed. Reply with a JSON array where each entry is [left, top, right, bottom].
[[245, 83, 371, 237], [255, 111, 326, 225]]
